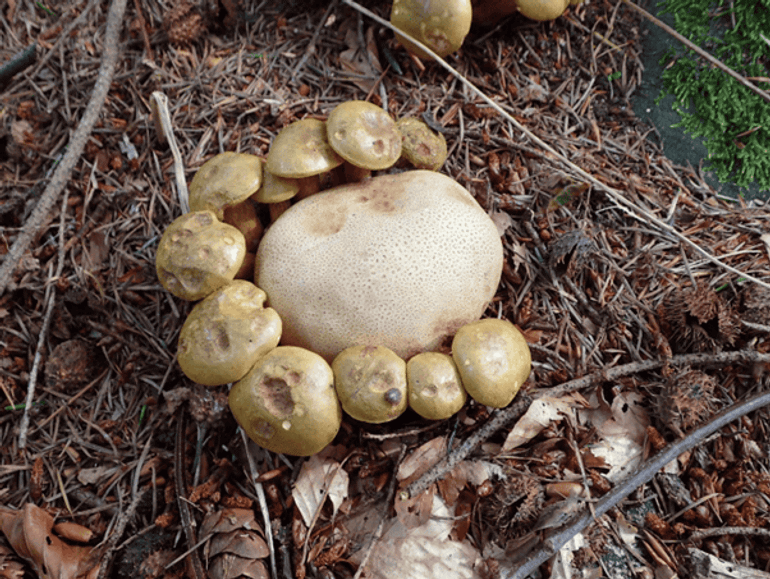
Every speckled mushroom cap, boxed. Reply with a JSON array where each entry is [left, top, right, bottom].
[[406, 352, 467, 420], [390, 0, 473, 59], [451, 318, 531, 408], [189, 152, 263, 220], [156, 210, 246, 301], [228, 346, 342, 456], [266, 118, 344, 179], [396, 117, 448, 171], [326, 101, 402, 171], [332, 345, 408, 423], [177, 280, 282, 386], [255, 170, 503, 361]]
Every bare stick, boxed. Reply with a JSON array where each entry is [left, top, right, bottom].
[[505, 387, 770, 579], [150, 92, 190, 214], [0, 0, 127, 297], [340, 0, 770, 292]]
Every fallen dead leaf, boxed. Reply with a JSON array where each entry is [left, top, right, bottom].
[[0, 504, 98, 579], [353, 495, 481, 579], [503, 394, 587, 452], [292, 454, 349, 528], [579, 389, 649, 482]]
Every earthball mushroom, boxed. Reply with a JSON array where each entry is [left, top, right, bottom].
[[406, 352, 467, 420], [266, 118, 344, 199], [156, 210, 246, 301], [390, 0, 473, 59], [189, 152, 263, 220], [326, 100, 402, 180], [228, 346, 341, 456], [452, 318, 531, 408], [396, 117, 448, 171], [515, 0, 570, 21], [255, 170, 503, 361], [177, 280, 281, 386], [332, 345, 408, 424]]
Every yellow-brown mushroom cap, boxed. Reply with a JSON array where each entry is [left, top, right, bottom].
[[452, 318, 531, 408], [189, 152, 263, 220], [390, 0, 472, 59], [396, 117, 448, 171], [332, 345, 408, 423], [266, 118, 344, 179], [253, 160, 301, 204], [516, 0, 570, 21], [229, 346, 341, 456], [326, 101, 402, 171], [178, 280, 282, 386], [156, 210, 246, 301], [406, 352, 467, 420]]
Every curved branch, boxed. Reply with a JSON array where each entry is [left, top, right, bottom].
[[0, 0, 127, 297]]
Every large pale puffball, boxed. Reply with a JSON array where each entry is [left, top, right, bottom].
[[255, 170, 503, 361]]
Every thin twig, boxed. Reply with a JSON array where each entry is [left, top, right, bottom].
[[505, 387, 770, 579], [403, 349, 770, 499], [621, 0, 770, 105], [150, 92, 190, 214], [340, 0, 770, 292], [17, 188, 70, 451], [0, 0, 126, 297]]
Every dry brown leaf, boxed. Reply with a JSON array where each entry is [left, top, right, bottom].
[[396, 437, 447, 487], [502, 394, 587, 452], [338, 25, 383, 93], [579, 389, 649, 482], [0, 540, 25, 579], [0, 504, 98, 579], [292, 455, 349, 528]]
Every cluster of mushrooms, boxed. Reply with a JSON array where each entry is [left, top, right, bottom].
[[156, 100, 532, 456], [391, 0, 580, 60]]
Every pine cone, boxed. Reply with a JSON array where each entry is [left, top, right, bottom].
[[201, 508, 269, 579], [658, 283, 738, 353], [658, 368, 716, 434], [164, 1, 206, 46]]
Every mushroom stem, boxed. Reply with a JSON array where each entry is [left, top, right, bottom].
[[295, 175, 321, 200], [343, 162, 372, 183]]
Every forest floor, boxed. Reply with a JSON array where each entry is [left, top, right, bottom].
[[1, 0, 770, 578]]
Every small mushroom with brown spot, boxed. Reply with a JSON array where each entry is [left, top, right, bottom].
[[178, 280, 281, 386], [266, 118, 343, 200], [451, 318, 531, 408], [407, 352, 467, 420], [396, 117, 448, 171], [189, 152, 263, 220], [332, 345, 408, 424], [390, 0, 472, 59], [228, 346, 342, 456], [326, 100, 402, 182], [156, 210, 246, 301]]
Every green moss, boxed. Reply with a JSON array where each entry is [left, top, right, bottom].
[[654, 0, 770, 191]]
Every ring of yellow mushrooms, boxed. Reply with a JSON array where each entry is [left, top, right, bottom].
[[155, 102, 532, 456]]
